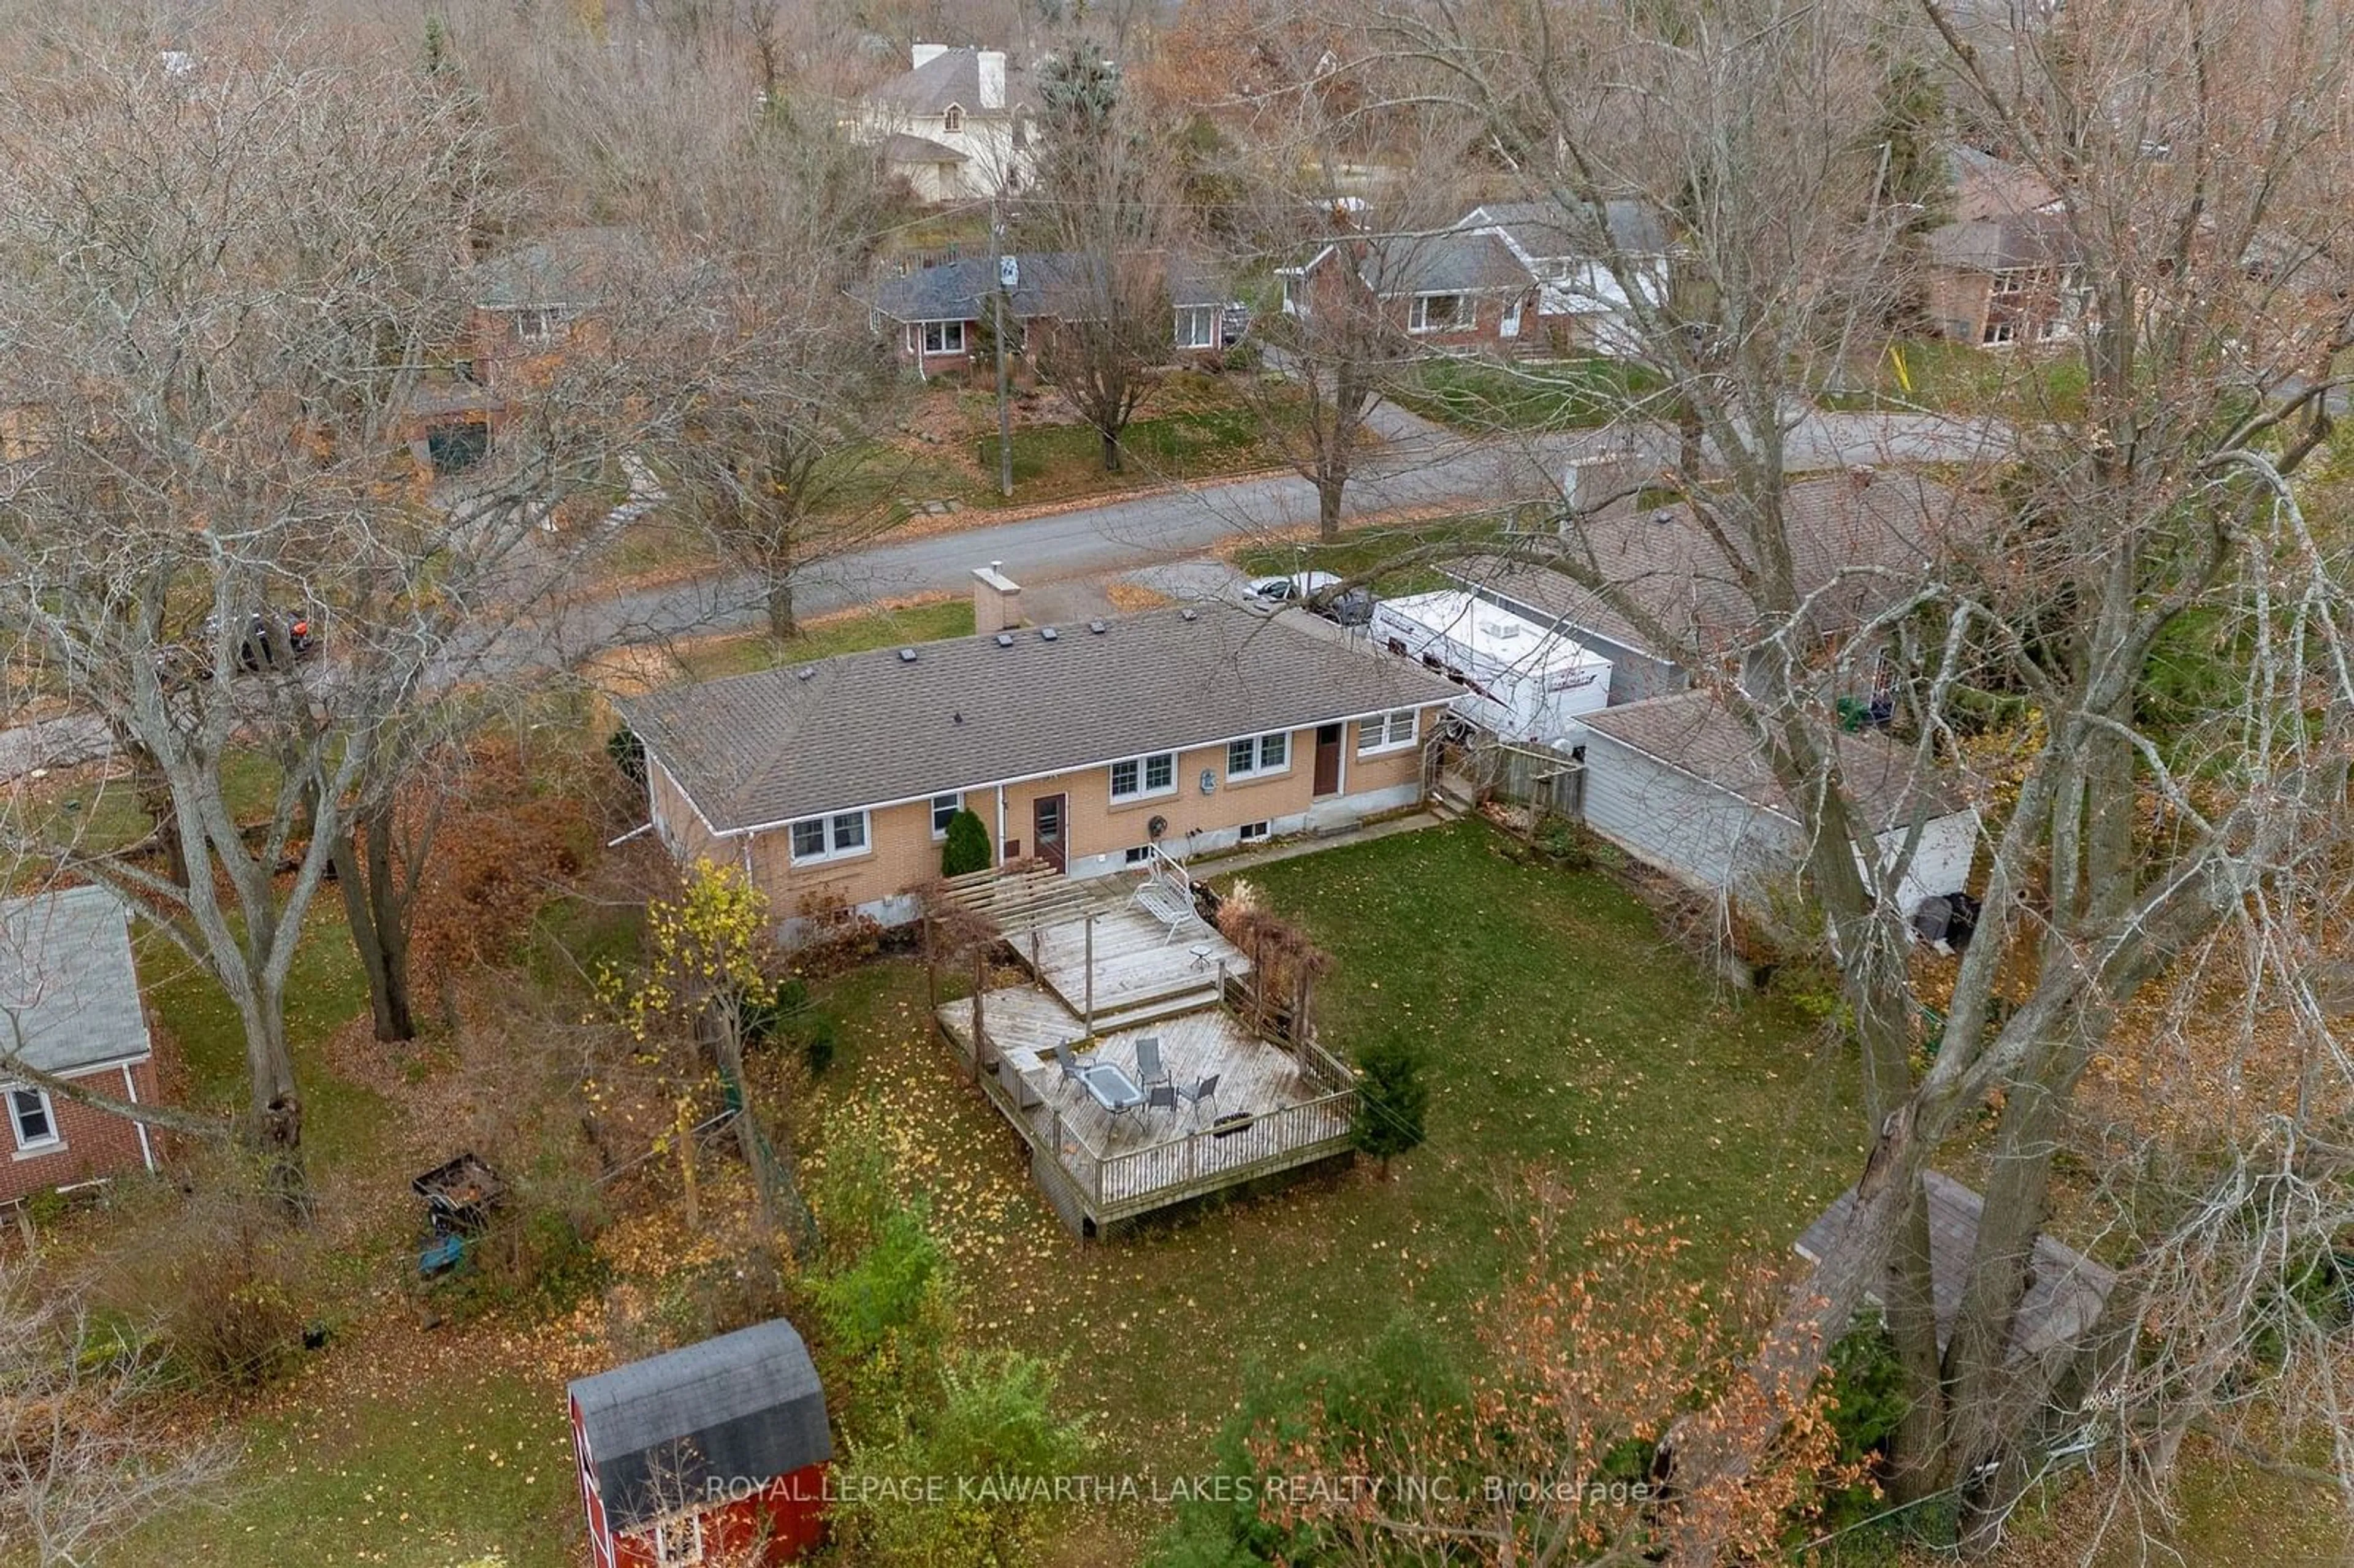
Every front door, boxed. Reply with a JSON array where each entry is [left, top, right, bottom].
[[1313, 723, 1343, 797], [1500, 293, 1523, 339], [1032, 793, 1067, 872]]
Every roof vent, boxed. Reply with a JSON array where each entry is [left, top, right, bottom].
[[796, 666, 817, 681], [1179, 607, 1198, 622], [1088, 618, 1107, 634], [897, 647, 918, 663], [995, 631, 1015, 647], [1651, 509, 1674, 525], [1040, 626, 1059, 641]]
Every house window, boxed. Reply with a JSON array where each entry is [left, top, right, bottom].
[[1411, 293, 1466, 333], [931, 793, 963, 839], [513, 308, 562, 343], [1358, 709, 1419, 755], [789, 810, 870, 864], [1175, 305, 1217, 349], [7, 1086, 57, 1151], [942, 104, 964, 134], [917, 320, 967, 355], [1109, 752, 1176, 802], [1239, 821, 1270, 842], [1226, 731, 1290, 780], [1124, 845, 1154, 864], [1982, 317, 2019, 346], [652, 1512, 705, 1566]]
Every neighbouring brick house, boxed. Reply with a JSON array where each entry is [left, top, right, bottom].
[[1281, 198, 1669, 359], [618, 590, 1459, 931], [861, 250, 1235, 376], [1923, 147, 2082, 348], [0, 885, 164, 1205]]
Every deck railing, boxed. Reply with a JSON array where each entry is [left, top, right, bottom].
[[953, 1010, 1358, 1227]]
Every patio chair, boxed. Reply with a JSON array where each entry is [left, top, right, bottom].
[[1053, 1042, 1086, 1083], [1176, 1072, 1221, 1125], [1146, 1083, 1180, 1116], [1135, 1035, 1170, 1090]]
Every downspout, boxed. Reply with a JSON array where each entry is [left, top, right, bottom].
[[996, 785, 1007, 864], [122, 1062, 156, 1172]]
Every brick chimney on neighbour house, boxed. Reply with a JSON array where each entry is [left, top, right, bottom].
[[972, 563, 1023, 633]]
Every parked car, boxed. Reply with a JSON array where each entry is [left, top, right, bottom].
[[1308, 586, 1376, 626], [1245, 570, 1343, 604]]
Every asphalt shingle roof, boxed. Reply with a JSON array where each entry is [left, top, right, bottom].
[[470, 228, 648, 311], [570, 1319, 829, 1533], [865, 251, 1225, 323], [1464, 199, 1670, 258], [1581, 689, 1965, 831], [1361, 230, 1532, 297], [866, 46, 1031, 118], [622, 605, 1462, 834], [0, 885, 151, 1075]]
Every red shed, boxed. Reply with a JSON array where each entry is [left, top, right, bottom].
[[568, 1318, 831, 1567]]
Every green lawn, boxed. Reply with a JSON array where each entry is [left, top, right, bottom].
[[975, 402, 1274, 506], [783, 819, 1865, 1556], [1389, 356, 1669, 433], [1232, 513, 1510, 595], [674, 597, 977, 683], [1815, 337, 2088, 418]]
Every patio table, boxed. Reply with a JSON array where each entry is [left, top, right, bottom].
[[1080, 1060, 1145, 1114]]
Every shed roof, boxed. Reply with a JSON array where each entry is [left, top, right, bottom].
[[621, 604, 1461, 834], [1796, 1170, 2117, 1362], [569, 1319, 830, 1532], [0, 885, 151, 1076], [864, 251, 1227, 324], [1580, 689, 1966, 832]]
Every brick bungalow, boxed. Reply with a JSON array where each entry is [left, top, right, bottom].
[[617, 598, 1460, 931], [861, 251, 1235, 376], [0, 885, 164, 1204], [1923, 147, 2082, 348]]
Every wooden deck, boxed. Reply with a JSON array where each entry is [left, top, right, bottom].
[[937, 986, 1356, 1231], [1023, 901, 1251, 1024]]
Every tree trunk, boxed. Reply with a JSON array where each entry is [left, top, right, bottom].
[[335, 809, 418, 1044], [1882, 1176, 1951, 1501], [766, 576, 796, 642], [1100, 424, 1122, 473], [241, 994, 306, 1217], [1317, 474, 1345, 541]]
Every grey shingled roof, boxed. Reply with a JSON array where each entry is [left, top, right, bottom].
[[569, 1319, 831, 1532], [880, 131, 969, 165], [866, 47, 1031, 118], [1482, 472, 1983, 660], [1581, 689, 1965, 831], [1797, 1170, 2117, 1362], [1928, 147, 2079, 273], [1360, 229, 1532, 297], [1463, 199, 1669, 259], [622, 604, 1463, 834], [0, 885, 151, 1075], [864, 251, 1225, 323], [470, 228, 648, 311]]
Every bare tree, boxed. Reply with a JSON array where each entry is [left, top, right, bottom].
[[0, 1258, 238, 1568], [1238, 0, 2354, 1553], [0, 26, 652, 1202]]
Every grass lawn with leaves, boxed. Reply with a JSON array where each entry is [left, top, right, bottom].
[[1231, 513, 1511, 596], [672, 596, 978, 684], [1815, 337, 2088, 420], [789, 818, 1867, 1558], [1389, 356, 1669, 433]]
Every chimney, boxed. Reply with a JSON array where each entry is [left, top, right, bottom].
[[977, 50, 1006, 110], [972, 562, 1022, 634], [911, 42, 950, 70]]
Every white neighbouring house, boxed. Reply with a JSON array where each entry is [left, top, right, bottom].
[[855, 44, 1035, 202]]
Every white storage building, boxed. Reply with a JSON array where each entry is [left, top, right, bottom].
[[1370, 590, 1612, 748]]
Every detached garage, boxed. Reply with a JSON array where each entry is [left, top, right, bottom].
[[1579, 690, 1977, 918]]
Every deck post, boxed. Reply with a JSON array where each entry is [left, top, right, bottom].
[[970, 949, 985, 1082], [1083, 913, 1095, 1033]]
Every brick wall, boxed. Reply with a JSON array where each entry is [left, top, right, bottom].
[[1, 1057, 161, 1205]]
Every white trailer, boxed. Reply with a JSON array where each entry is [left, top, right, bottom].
[[1370, 590, 1612, 746]]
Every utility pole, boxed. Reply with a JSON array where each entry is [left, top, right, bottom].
[[991, 196, 1015, 498]]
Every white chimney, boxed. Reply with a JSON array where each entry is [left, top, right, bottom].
[[977, 50, 1006, 110], [911, 42, 950, 70], [972, 562, 1023, 634]]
